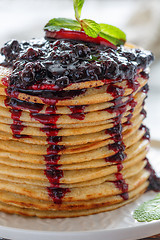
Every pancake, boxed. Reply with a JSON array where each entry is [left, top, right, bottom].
[[0, 126, 146, 155], [0, 35, 153, 218], [0, 170, 149, 201], [0, 158, 147, 188], [0, 139, 149, 170], [0, 104, 142, 131], [0, 112, 144, 145], [0, 149, 147, 184], [0, 188, 146, 218], [0, 68, 147, 106], [0, 94, 143, 125], [2, 94, 134, 114], [0, 181, 148, 212]]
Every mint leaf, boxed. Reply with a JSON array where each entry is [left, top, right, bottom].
[[73, 0, 85, 20], [133, 194, 160, 222], [44, 1, 127, 47], [44, 18, 81, 31], [99, 24, 126, 46], [81, 19, 100, 38]]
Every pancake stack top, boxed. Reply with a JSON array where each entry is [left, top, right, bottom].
[[0, 34, 154, 218]]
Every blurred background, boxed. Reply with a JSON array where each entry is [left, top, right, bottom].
[[0, 0, 160, 139]]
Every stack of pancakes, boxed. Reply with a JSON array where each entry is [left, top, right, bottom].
[[0, 63, 150, 218]]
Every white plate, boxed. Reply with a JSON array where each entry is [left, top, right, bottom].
[[0, 141, 160, 240]]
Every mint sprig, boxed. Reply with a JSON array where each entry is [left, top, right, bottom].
[[133, 194, 160, 222], [73, 0, 84, 21], [44, 0, 126, 46]]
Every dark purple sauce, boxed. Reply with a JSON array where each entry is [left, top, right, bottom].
[[9, 109, 25, 138], [145, 158, 160, 192], [140, 124, 150, 140], [0, 38, 154, 90], [114, 176, 129, 200], [105, 152, 127, 163], [5, 97, 43, 113]]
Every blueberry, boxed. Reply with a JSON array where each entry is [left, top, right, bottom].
[[60, 51, 75, 65], [102, 59, 119, 79], [86, 63, 102, 80], [10, 72, 22, 87], [21, 48, 41, 60], [55, 76, 70, 88], [73, 67, 87, 81], [74, 44, 91, 58], [21, 63, 35, 87], [1, 39, 20, 62], [34, 62, 46, 80], [136, 53, 148, 68], [61, 41, 73, 50], [122, 51, 136, 61]]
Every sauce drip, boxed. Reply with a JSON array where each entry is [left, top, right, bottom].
[[140, 124, 150, 140], [145, 158, 160, 192], [8, 108, 25, 138], [30, 109, 69, 204], [107, 114, 129, 200]]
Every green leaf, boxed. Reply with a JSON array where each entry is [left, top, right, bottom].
[[99, 23, 126, 46], [73, 0, 85, 20], [133, 194, 160, 222], [44, 18, 81, 31], [81, 19, 100, 38]]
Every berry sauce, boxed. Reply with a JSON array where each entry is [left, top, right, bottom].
[[9, 109, 25, 138], [30, 107, 69, 204], [0, 38, 154, 90], [140, 124, 150, 140], [4, 97, 26, 138], [145, 158, 160, 192]]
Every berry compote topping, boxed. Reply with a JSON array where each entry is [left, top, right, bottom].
[[0, 38, 154, 90]]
